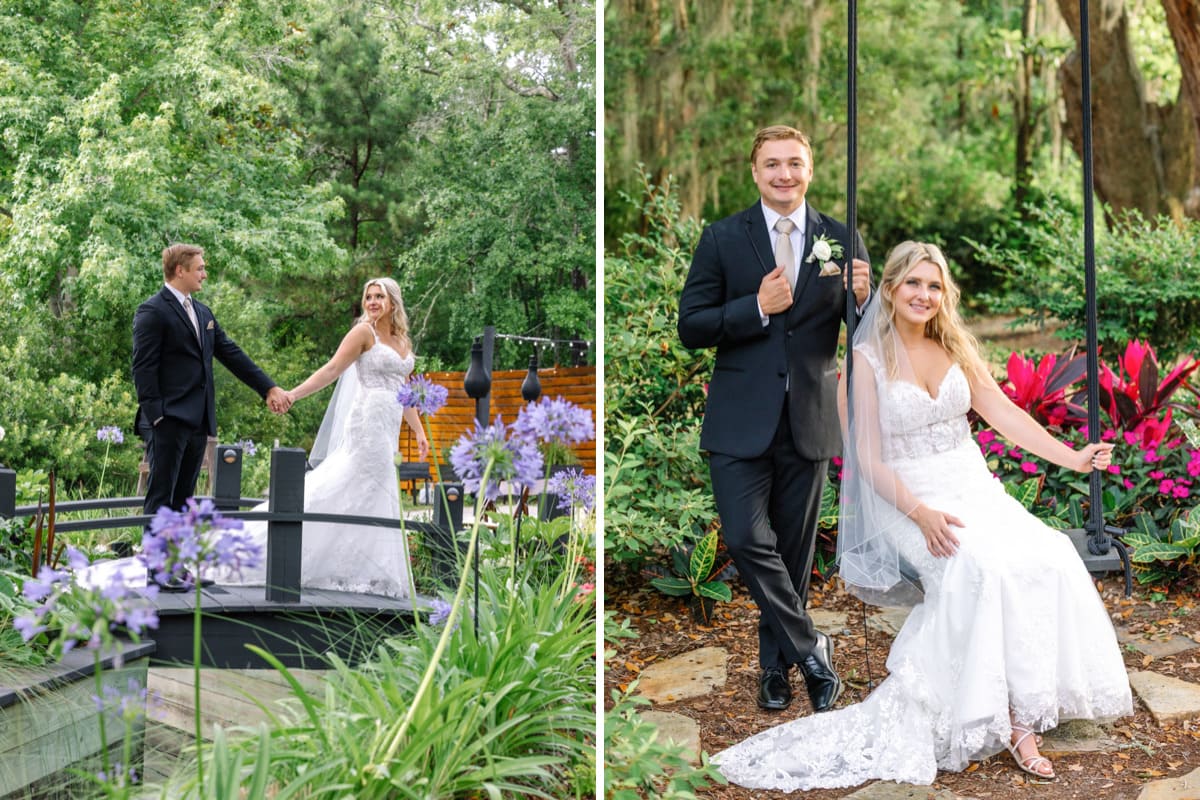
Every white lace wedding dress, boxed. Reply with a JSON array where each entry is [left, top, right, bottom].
[[228, 336, 415, 598], [714, 363, 1133, 791]]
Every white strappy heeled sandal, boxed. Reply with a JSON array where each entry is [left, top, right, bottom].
[[1007, 725, 1055, 780]]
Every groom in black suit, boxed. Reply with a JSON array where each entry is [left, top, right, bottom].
[[679, 126, 871, 712], [132, 243, 290, 587]]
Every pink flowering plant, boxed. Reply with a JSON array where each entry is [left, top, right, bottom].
[[974, 340, 1200, 582]]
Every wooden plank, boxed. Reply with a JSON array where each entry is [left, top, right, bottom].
[[0, 658, 149, 795], [146, 668, 325, 741]]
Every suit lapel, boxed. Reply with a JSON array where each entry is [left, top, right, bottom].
[[191, 299, 210, 357], [742, 203, 774, 277]]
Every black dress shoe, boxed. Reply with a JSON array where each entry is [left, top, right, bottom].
[[798, 632, 842, 712], [757, 667, 793, 710], [149, 573, 189, 593], [148, 570, 212, 592]]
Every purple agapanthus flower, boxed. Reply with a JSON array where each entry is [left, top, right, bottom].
[[96, 763, 138, 788], [547, 468, 596, 514], [427, 597, 453, 627], [96, 426, 124, 444], [397, 374, 449, 416], [513, 396, 594, 446], [140, 497, 262, 586], [236, 438, 258, 457], [448, 416, 543, 503], [92, 677, 152, 723]]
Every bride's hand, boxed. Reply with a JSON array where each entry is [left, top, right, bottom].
[[417, 436, 430, 461], [1077, 442, 1115, 473], [909, 503, 963, 558]]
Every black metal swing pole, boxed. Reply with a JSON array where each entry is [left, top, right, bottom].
[[845, 0, 875, 689], [1076, 0, 1132, 596], [1078, 0, 1105, 556]]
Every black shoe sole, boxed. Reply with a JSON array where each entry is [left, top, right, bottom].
[[153, 582, 189, 594], [756, 697, 792, 711]]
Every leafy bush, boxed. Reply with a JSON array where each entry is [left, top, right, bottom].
[[604, 685, 725, 800], [973, 204, 1200, 360], [1123, 510, 1200, 585], [169, 565, 596, 799], [604, 175, 718, 568]]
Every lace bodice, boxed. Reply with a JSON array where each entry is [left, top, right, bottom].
[[878, 363, 972, 462], [356, 342, 414, 393]]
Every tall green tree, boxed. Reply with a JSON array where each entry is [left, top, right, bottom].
[[393, 0, 596, 368]]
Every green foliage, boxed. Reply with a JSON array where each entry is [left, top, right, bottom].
[[605, 176, 717, 567], [1124, 511, 1200, 585], [0, 0, 595, 496], [604, 0, 1082, 291], [0, 338, 142, 493], [604, 684, 725, 799], [171, 566, 596, 799], [0, 569, 47, 668], [648, 529, 733, 605], [973, 206, 1200, 360], [1004, 476, 1069, 529]]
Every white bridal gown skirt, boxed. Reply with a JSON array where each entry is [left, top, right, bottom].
[[714, 439, 1132, 791], [229, 386, 412, 598]]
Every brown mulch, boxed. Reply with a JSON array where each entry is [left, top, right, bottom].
[[604, 567, 1200, 799]]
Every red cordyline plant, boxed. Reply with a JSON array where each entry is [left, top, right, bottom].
[[1076, 340, 1200, 446], [1000, 347, 1087, 428]]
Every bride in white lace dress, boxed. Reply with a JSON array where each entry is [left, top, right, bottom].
[[715, 242, 1132, 790], [229, 277, 428, 598]]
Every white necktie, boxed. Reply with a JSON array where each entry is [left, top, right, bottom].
[[775, 217, 797, 290], [183, 296, 200, 341]]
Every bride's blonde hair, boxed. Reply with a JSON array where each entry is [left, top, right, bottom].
[[874, 241, 983, 379], [357, 277, 412, 353]]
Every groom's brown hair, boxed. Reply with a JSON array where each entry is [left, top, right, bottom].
[[162, 243, 204, 281], [749, 125, 813, 164]]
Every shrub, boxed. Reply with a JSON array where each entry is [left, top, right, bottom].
[[604, 175, 717, 569], [604, 685, 725, 799], [973, 204, 1200, 361]]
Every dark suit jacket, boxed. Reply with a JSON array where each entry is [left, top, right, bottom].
[[132, 287, 276, 436], [678, 201, 869, 461]]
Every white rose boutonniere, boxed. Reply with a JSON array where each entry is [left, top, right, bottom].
[[807, 234, 845, 277]]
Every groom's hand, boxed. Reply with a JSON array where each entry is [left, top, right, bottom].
[[758, 264, 793, 315], [266, 386, 292, 414]]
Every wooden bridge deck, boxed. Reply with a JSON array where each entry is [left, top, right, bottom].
[[146, 582, 422, 669]]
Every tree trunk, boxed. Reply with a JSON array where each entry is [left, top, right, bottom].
[[1055, 0, 1197, 222], [1014, 0, 1040, 213], [1160, 0, 1200, 216]]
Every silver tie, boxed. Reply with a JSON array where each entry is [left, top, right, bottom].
[[183, 296, 200, 341], [775, 217, 797, 290]]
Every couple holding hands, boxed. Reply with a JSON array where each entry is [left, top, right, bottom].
[[131, 243, 426, 596]]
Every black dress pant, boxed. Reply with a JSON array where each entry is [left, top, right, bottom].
[[709, 403, 828, 672], [142, 417, 208, 519]]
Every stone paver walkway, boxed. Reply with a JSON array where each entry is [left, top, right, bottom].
[[628, 601, 1200, 798]]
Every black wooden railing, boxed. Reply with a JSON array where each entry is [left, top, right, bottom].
[[0, 445, 467, 602]]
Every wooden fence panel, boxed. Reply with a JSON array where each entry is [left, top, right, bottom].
[[398, 366, 596, 477]]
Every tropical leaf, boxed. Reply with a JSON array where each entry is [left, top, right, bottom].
[[698, 581, 733, 603], [648, 576, 694, 596], [1130, 541, 1190, 564], [689, 530, 718, 583]]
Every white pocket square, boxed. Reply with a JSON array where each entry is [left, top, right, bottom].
[[818, 263, 842, 277], [206, 320, 214, 329]]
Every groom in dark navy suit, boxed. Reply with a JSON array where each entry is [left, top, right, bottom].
[[679, 126, 871, 712], [132, 243, 290, 588]]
